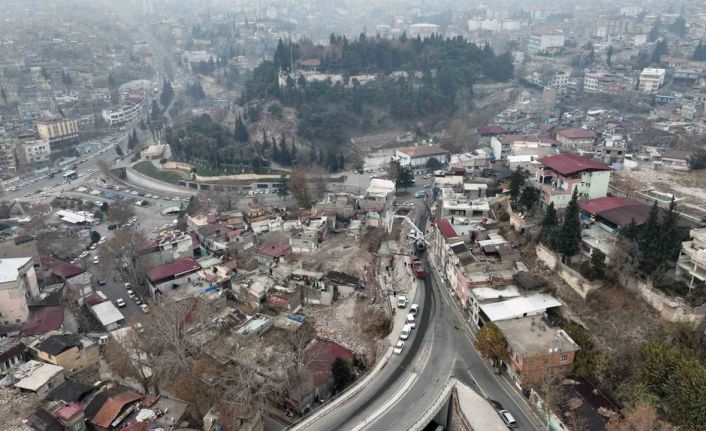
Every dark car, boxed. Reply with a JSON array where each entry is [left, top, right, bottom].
[[108, 224, 118, 230]]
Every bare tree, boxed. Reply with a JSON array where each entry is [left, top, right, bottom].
[[97, 228, 146, 291], [107, 200, 135, 226], [105, 327, 162, 395], [289, 167, 311, 208], [606, 402, 674, 431], [310, 166, 328, 202]]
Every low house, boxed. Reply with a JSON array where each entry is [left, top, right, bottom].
[[266, 285, 302, 311], [256, 244, 290, 269], [85, 387, 143, 430], [12, 360, 65, 399], [135, 231, 194, 268], [89, 301, 125, 331], [359, 178, 395, 213], [29, 333, 99, 373], [0, 340, 27, 374], [660, 149, 690, 170], [323, 271, 364, 298], [22, 305, 65, 336], [475, 294, 562, 328], [147, 257, 202, 286], [290, 338, 355, 413], [496, 316, 579, 390]]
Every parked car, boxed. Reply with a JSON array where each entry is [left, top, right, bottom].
[[499, 410, 517, 428], [140, 304, 150, 314], [93, 256, 99, 264], [397, 294, 408, 308], [393, 340, 405, 354], [410, 303, 420, 315], [116, 298, 126, 308]]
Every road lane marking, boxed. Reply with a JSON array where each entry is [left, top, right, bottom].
[[350, 371, 418, 431]]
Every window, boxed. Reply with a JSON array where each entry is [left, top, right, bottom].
[[560, 353, 569, 362]]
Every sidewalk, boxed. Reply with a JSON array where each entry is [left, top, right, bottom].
[[385, 273, 419, 345]]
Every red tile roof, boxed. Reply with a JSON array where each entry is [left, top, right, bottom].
[[539, 154, 610, 176], [397, 146, 450, 158], [54, 403, 83, 421], [22, 305, 65, 335], [40, 256, 84, 279], [258, 244, 290, 258], [90, 391, 142, 429], [557, 128, 597, 140], [304, 338, 355, 388], [436, 219, 458, 239], [147, 257, 201, 283], [222, 259, 238, 271], [477, 124, 508, 136], [579, 197, 644, 216]]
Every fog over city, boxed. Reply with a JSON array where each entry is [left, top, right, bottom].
[[1, 1, 706, 431]]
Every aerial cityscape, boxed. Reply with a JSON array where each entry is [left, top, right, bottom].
[[1, 0, 706, 430]]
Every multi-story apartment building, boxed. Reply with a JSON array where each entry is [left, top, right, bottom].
[[677, 228, 706, 290], [638, 68, 666, 93], [36, 118, 79, 145], [0, 134, 17, 174], [0, 257, 40, 326], [583, 71, 630, 94], [555, 128, 597, 152], [101, 101, 143, 127], [529, 28, 565, 54], [16, 138, 51, 166], [532, 154, 611, 208]]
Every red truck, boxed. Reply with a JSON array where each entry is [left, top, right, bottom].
[[412, 258, 426, 279]]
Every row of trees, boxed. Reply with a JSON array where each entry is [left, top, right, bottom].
[[620, 198, 688, 279]]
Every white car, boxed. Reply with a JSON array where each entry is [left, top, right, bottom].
[[93, 256, 99, 264], [397, 294, 408, 308], [393, 340, 405, 355], [140, 304, 150, 314], [402, 202, 415, 207], [116, 298, 126, 308], [410, 304, 420, 315], [499, 410, 517, 428]]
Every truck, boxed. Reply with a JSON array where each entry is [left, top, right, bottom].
[[411, 257, 426, 279]]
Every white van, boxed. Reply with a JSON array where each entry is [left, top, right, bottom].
[[400, 324, 412, 340], [406, 313, 416, 329]]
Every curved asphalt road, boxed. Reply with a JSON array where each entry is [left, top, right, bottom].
[[301, 201, 540, 431]]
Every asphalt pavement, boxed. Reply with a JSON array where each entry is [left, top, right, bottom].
[[296, 198, 540, 431]]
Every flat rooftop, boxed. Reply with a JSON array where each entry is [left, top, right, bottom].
[[496, 316, 579, 357]]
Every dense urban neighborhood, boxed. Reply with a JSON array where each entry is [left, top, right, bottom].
[[2, 0, 706, 431]]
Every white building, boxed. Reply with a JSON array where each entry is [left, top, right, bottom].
[[102, 101, 144, 127], [89, 301, 125, 331], [677, 228, 706, 290], [0, 257, 39, 326], [409, 23, 439, 38], [638, 68, 666, 93], [395, 145, 450, 167], [529, 29, 565, 54], [17, 139, 51, 166], [12, 360, 65, 399]]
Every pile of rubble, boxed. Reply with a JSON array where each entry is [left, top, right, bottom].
[[0, 388, 36, 431], [305, 298, 370, 355]]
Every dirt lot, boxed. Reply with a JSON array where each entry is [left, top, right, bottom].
[[616, 167, 706, 219]]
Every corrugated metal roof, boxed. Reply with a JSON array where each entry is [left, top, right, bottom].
[[539, 154, 610, 176]]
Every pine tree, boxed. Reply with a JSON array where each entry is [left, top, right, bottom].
[[278, 133, 290, 166], [234, 115, 249, 142], [660, 197, 682, 263], [558, 189, 582, 262], [637, 202, 662, 276], [542, 202, 558, 229], [509, 167, 525, 204], [338, 153, 345, 172]]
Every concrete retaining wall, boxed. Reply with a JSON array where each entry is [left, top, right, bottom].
[[536, 244, 602, 299], [622, 277, 706, 324], [124, 167, 193, 196]]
